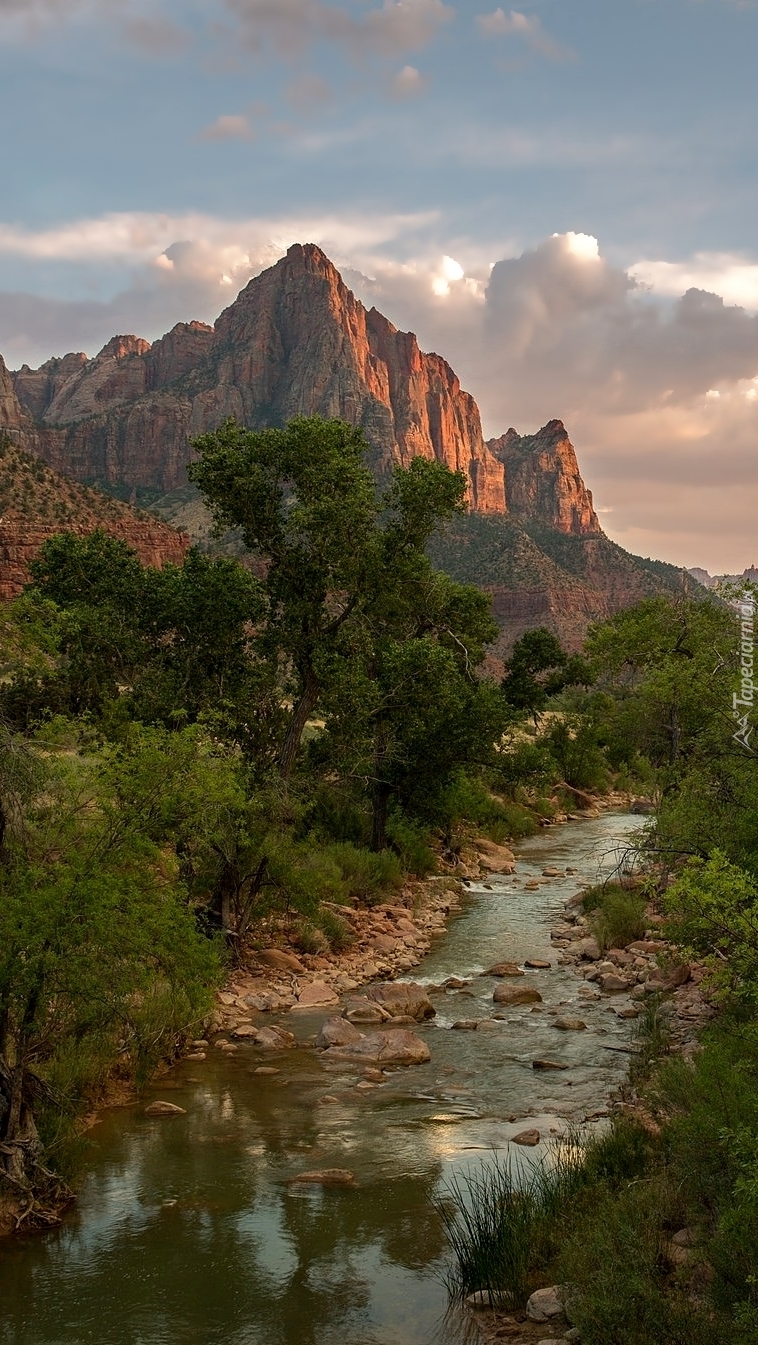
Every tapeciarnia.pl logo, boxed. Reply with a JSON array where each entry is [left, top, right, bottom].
[[733, 589, 756, 752]]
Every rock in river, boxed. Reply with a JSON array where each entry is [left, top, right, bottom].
[[288, 1169, 355, 1186], [493, 984, 543, 1006], [315, 1017, 365, 1049], [483, 962, 524, 978], [322, 1028, 431, 1066], [512, 1128, 541, 1147], [144, 1101, 187, 1117], [295, 981, 340, 1009], [366, 982, 436, 1021]]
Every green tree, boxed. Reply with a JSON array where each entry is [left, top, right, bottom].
[[502, 627, 590, 722], [189, 417, 469, 780], [0, 723, 221, 1225]]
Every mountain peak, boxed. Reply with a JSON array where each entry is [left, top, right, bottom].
[[487, 420, 600, 536]]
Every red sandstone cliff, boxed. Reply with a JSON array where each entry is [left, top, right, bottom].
[[487, 419, 601, 535], [11, 245, 506, 512]]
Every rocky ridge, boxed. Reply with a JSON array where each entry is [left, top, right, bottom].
[[10, 246, 507, 511], [0, 437, 188, 600]]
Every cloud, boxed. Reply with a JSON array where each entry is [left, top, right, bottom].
[[200, 113, 257, 141], [223, 0, 454, 60], [286, 73, 333, 111], [476, 8, 575, 61], [630, 251, 758, 311], [389, 63, 428, 97], [121, 16, 189, 56]]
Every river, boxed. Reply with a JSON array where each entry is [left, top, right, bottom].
[[0, 812, 642, 1345]]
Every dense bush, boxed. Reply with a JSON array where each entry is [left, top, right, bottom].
[[582, 882, 647, 950]]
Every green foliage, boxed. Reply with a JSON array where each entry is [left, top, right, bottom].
[[544, 716, 611, 792], [665, 852, 758, 1003], [3, 532, 272, 752], [502, 627, 591, 720], [385, 814, 437, 876], [582, 882, 647, 951], [324, 841, 404, 904], [436, 1141, 588, 1309], [0, 725, 222, 1201]]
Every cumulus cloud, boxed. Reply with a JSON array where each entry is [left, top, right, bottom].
[[476, 8, 575, 61], [630, 251, 758, 311], [223, 0, 454, 60], [389, 64, 428, 97]]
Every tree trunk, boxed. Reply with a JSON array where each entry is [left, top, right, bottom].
[[371, 723, 391, 852], [668, 703, 680, 765], [278, 666, 321, 780]]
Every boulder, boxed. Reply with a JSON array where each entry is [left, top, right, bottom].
[[366, 981, 436, 1021], [577, 938, 601, 961], [315, 1017, 365, 1049], [599, 973, 629, 994], [476, 838, 516, 872], [483, 962, 524, 978], [294, 981, 340, 1008], [323, 1028, 431, 1066], [493, 984, 543, 1006], [525, 959, 552, 969], [451, 1020, 479, 1031], [526, 1286, 565, 1323], [542, 867, 564, 877], [255, 1026, 296, 1050], [552, 1018, 587, 1031], [512, 1128, 541, 1147], [144, 1101, 187, 1117], [257, 948, 307, 974], [231, 1024, 259, 1038], [343, 998, 390, 1025], [664, 963, 692, 989]]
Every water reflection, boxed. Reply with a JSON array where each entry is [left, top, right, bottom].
[[0, 813, 641, 1345]]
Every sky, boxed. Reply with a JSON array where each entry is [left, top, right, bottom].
[[1, 1, 757, 572]]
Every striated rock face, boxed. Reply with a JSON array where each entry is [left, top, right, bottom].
[[13, 352, 88, 422], [12, 245, 506, 511], [0, 439, 188, 601], [488, 419, 600, 535], [0, 353, 32, 434]]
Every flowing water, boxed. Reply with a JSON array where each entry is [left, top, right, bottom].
[[0, 813, 642, 1345]]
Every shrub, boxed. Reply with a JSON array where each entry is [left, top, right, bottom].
[[325, 841, 404, 904], [582, 882, 647, 951], [292, 920, 329, 955], [487, 802, 539, 843], [316, 907, 355, 952], [386, 813, 437, 876]]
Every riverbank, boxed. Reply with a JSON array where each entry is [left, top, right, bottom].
[[0, 809, 698, 1345], [210, 792, 636, 1041]]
